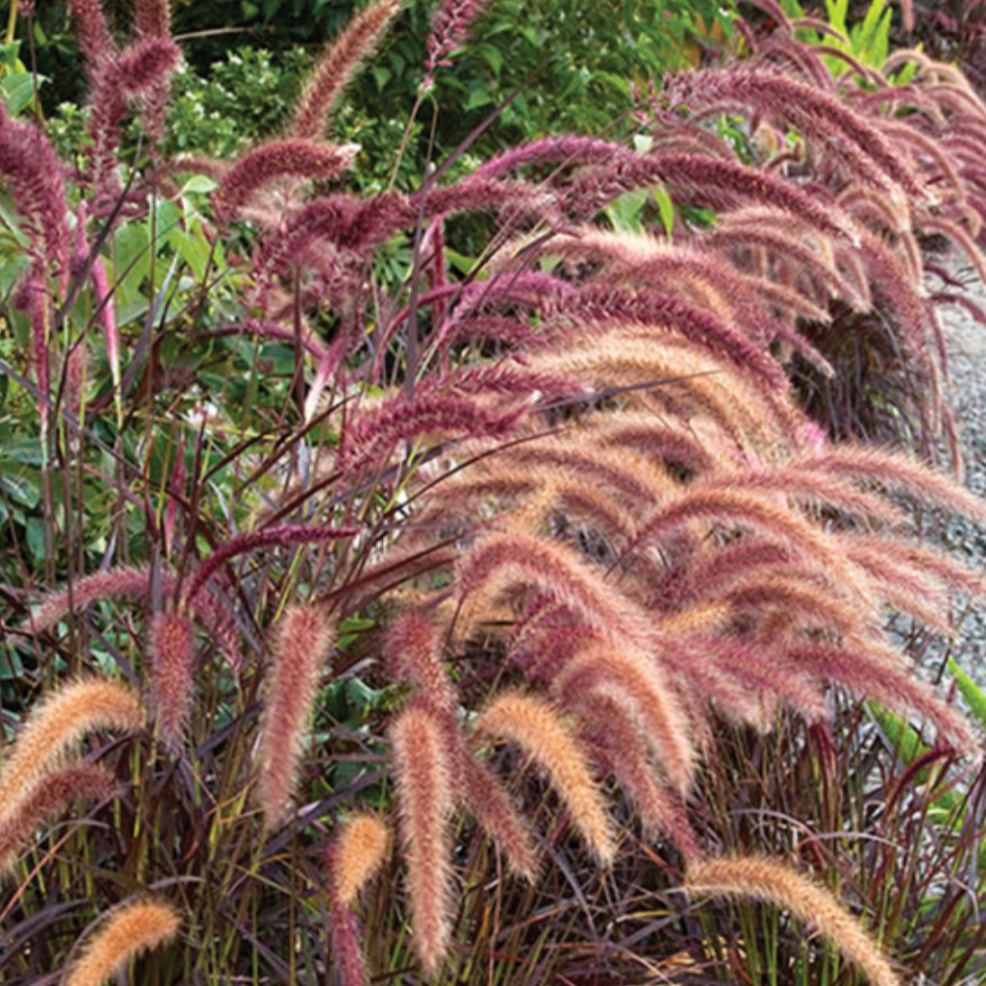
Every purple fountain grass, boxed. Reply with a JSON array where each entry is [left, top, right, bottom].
[[801, 445, 986, 522], [149, 609, 196, 746], [67, 0, 117, 79], [0, 106, 70, 278], [326, 902, 367, 986], [576, 692, 699, 857], [390, 701, 456, 976], [665, 68, 924, 200], [213, 140, 356, 224], [386, 610, 457, 714], [568, 284, 790, 392], [385, 610, 540, 879], [62, 899, 182, 986], [184, 523, 360, 604], [84, 36, 180, 204], [694, 462, 909, 525], [566, 153, 859, 242], [474, 135, 636, 181], [338, 391, 527, 473], [685, 855, 901, 986], [704, 224, 868, 309], [292, 0, 402, 139], [423, 0, 490, 90], [133, 0, 175, 143], [475, 690, 617, 865], [459, 752, 540, 880], [24, 565, 238, 665], [0, 678, 143, 825], [324, 813, 389, 986], [782, 642, 978, 753], [257, 605, 334, 826], [549, 641, 700, 797], [630, 487, 865, 600], [0, 763, 116, 874]]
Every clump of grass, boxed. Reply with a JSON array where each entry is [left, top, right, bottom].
[[3, 0, 986, 982]]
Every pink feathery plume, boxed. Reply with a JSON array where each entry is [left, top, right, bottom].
[[473, 136, 634, 181], [185, 524, 360, 603], [257, 606, 333, 826], [570, 153, 858, 243], [213, 140, 356, 224], [86, 38, 181, 200], [339, 392, 526, 473], [149, 608, 197, 745], [423, 0, 491, 91], [386, 610, 457, 714], [133, 0, 175, 143], [412, 178, 557, 224], [784, 643, 977, 754], [664, 69, 924, 200], [0, 105, 70, 278], [570, 284, 787, 392], [250, 192, 412, 302], [68, 0, 118, 78], [292, 0, 403, 138], [390, 701, 456, 975], [0, 764, 116, 873]]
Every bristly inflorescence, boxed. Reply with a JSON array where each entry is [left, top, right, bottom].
[[11, 0, 986, 981]]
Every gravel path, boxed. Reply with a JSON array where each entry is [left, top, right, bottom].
[[935, 260, 986, 682]]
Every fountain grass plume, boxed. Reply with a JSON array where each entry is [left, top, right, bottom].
[[390, 702, 456, 976], [0, 764, 116, 874], [475, 690, 617, 865], [62, 899, 182, 986], [184, 523, 360, 604], [292, 0, 402, 139], [0, 678, 143, 826], [149, 609, 196, 746], [328, 812, 390, 907], [685, 855, 900, 986], [213, 140, 356, 223], [257, 605, 334, 826]]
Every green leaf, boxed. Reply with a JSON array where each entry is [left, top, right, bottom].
[[652, 184, 675, 238], [1, 72, 46, 116], [371, 66, 391, 92], [947, 657, 986, 727]]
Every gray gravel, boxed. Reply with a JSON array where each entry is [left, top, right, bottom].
[[932, 260, 986, 683]]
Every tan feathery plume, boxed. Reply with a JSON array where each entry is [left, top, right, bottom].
[[292, 0, 402, 139], [62, 898, 182, 986], [330, 813, 391, 907], [390, 703, 456, 976], [685, 855, 900, 986], [475, 691, 616, 865], [257, 604, 334, 826], [526, 332, 795, 449], [325, 814, 389, 986], [0, 678, 143, 826], [0, 764, 116, 873]]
